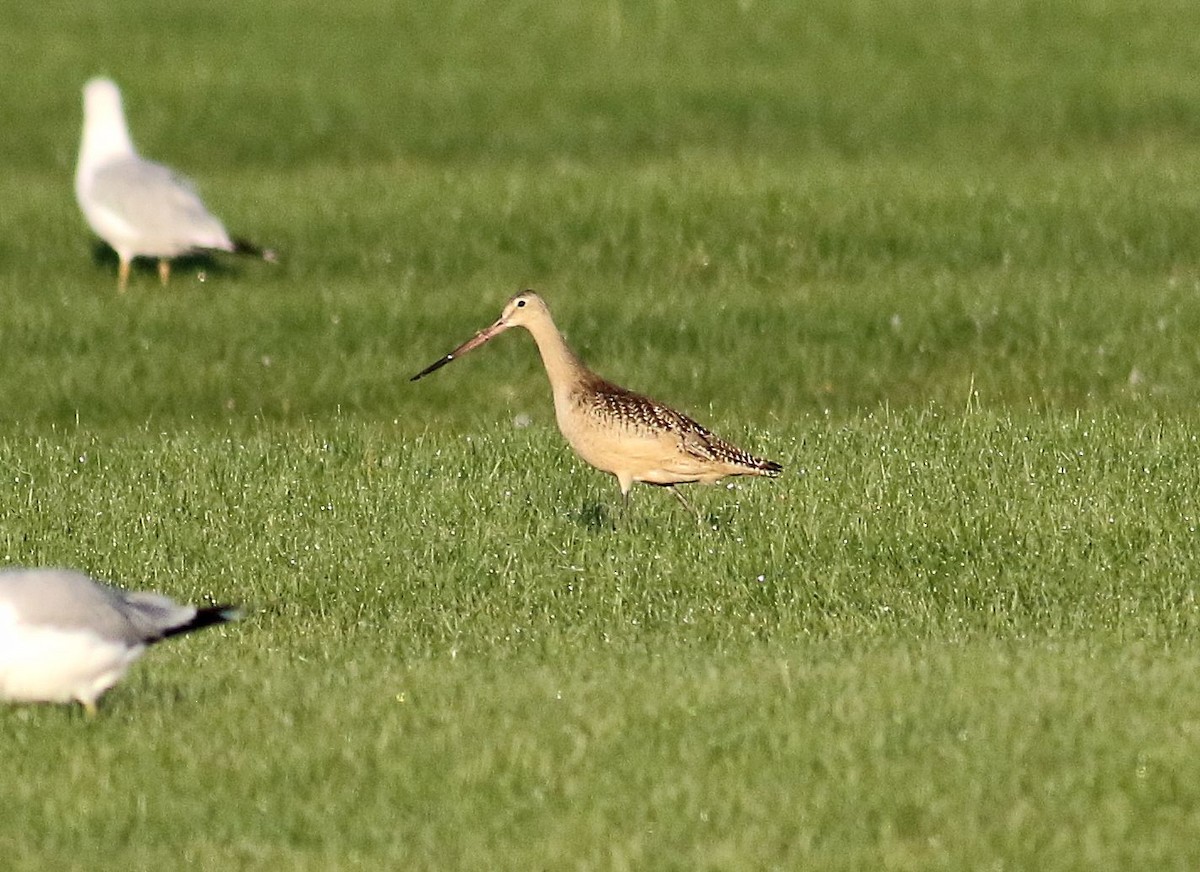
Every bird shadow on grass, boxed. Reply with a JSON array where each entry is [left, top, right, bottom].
[[570, 500, 656, 533], [89, 242, 240, 282], [569, 497, 728, 533], [573, 501, 614, 531]]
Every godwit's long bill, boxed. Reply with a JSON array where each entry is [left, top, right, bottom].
[[410, 315, 512, 381], [412, 291, 782, 507]]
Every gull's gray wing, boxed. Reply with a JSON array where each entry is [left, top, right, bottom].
[[0, 568, 237, 646], [0, 568, 145, 645], [87, 156, 230, 248]]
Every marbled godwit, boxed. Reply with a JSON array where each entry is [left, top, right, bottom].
[[0, 567, 239, 715], [75, 78, 277, 292], [412, 291, 782, 507]]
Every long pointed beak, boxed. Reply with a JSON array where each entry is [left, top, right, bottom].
[[410, 318, 510, 381]]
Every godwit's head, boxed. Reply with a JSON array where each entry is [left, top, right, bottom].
[[410, 290, 551, 381], [494, 290, 550, 329]]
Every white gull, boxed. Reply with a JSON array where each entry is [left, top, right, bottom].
[[75, 77, 275, 292], [0, 567, 239, 715]]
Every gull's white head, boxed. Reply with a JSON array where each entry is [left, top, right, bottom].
[[77, 77, 135, 183], [84, 78, 123, 118]]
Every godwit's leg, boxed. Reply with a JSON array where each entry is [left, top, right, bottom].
[[669, 486, 702, 520], [117, 258, 131, 293], [618, 473, 634, 524], [157, 259, 171, 286]]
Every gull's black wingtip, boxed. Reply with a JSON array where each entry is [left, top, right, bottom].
[[161, 604, 241, 640], [231, 237, 279, 263]]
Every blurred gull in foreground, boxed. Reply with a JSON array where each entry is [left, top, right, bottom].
[[74, 77, 276, 292], [0, 567, 239, 715]]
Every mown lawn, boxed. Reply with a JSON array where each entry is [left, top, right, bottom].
[[3, 1, 1200, 869]]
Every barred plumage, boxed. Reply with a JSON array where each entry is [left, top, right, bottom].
[[582, 377, 782, 477]]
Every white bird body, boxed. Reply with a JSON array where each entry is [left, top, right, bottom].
[[0, 568, 238, 714], [0, 601, 142, 707], [78, 156, 235, 259], [75, 78, 270, 291]]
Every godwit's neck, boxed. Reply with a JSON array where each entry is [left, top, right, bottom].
[[524, 312, 589, 398]]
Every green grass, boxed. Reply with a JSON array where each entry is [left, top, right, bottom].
[[3, 415, 1200, 870], [4, 0, 1200, 868]]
